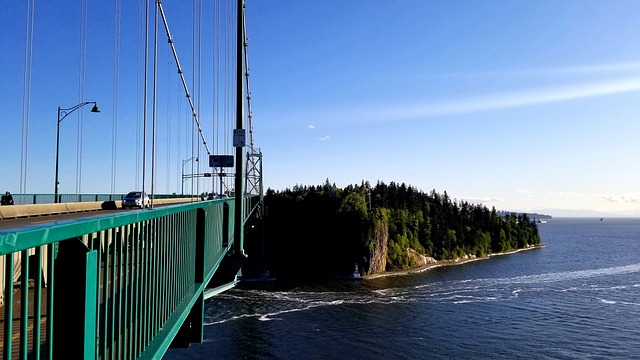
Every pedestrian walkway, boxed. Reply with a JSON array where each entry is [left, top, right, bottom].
[[0, 284, 47, 359]]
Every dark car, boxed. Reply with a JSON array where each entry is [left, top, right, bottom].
[[122, 191, 150, 209]]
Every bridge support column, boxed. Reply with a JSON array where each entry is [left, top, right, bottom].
[[170, 292, 204, 349], [52, 238, 98, 359]]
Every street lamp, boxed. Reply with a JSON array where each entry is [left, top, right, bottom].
[[181, 157, 198, 195], [54, 101, 100, 203]]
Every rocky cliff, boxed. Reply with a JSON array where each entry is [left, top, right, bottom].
[[366, 216, 388, 275]]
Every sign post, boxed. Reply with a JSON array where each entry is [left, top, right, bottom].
[[209, 155, 235, 198]]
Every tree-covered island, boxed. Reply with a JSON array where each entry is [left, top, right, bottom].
[[251, 180, 542, 279]]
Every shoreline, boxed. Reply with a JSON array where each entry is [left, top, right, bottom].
[[363, 244, 545, 280]]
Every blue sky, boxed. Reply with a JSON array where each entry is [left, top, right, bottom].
[[2, 1, 640, 217]]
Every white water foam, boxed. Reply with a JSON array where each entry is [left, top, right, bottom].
[[430, 263, 640, 291], [495, 263, 640, 285], [205, 263, 640, 326], [453, 296, 498, 304], [205, 295, 356, 325]]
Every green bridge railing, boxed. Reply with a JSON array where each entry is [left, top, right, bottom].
[[0, 195, 259, 359]]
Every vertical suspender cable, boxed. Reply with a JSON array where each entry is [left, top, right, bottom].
[[191, 0, 198, 194], [222, 0, 230, 194], [156, 0, 214, 197], [176, 89, 186, 193], [226, 0, 232, 193], [76, 0, 88, 197], [212, 0, 220, 189], [166, 53, 172, 193], [111, 0, 121, 196], [191, 0, 196, 197], [20, 0, 35, 200], [197, 0, 202, 195], [214, 0, 220, 157], [228, 0, 235, 192], [136, 0, 145, 190], [143, 0, 149, 200], [226, 1, 232, 194], [176, 86, 182, 194], [151, 0, 159, 206], [212, 0, 219, 192]]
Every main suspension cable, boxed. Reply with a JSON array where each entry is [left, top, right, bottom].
[[243, 9, 254, 151], [157, 0, 212, 156]]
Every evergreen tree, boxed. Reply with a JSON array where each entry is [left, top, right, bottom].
[[261, 180, 542, 277]]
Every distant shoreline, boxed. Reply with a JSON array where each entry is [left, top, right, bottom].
[[363, 245, 545, 280]]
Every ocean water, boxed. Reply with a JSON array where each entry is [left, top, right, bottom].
[[165, 218, 640, 359]]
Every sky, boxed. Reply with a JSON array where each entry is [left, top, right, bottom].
[[2, 1, 640, 217]]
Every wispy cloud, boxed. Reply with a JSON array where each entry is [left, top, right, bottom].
[[275, 66, 640, 125], [317, 136, 331, 141], [371, 77, 640, 121], [547, 191, 640, 204], [447, 62, 640, 78], [461, 196, 504, 204], [600, 195, 640, 204], [515, 189, 534, 195]]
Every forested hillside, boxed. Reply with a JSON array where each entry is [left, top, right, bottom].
[[261, 180, 541, 278]]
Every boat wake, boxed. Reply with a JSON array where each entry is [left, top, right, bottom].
[[204, 262, 640, 326]]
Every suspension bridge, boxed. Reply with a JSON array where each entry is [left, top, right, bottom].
[[1, 1, 264, 358]]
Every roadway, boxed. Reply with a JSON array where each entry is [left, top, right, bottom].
[[0, 202, 193, 231]]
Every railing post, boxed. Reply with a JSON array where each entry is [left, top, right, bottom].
[[170, 208, 206, 348], [3, 253, 15, 359], [195, 208, 206, 284], [191, 209, 205, 342], [222, 203, 230, 248]]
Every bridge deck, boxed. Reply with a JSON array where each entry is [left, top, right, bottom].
[[0, 285, 47, 359], [0, 195, 259, 359]]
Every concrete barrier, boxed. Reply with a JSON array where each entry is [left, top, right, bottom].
[[0, 201, 103, 219], [0, 204, 50, 218], [0, 206, 17, 220], [65, 201, 103, 213], [0, 198, 198, 220], [49, 203, 69, 215], [29, 204, 52, 217]]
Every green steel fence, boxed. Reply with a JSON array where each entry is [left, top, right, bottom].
[[0, 195, 258, 359]]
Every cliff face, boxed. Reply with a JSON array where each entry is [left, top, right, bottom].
[[367, 217, 388, 275], [405, 248, 438, 267]]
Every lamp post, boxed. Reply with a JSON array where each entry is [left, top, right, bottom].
[[55, 101, 100, 203], [181, 157, 198, 195]]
